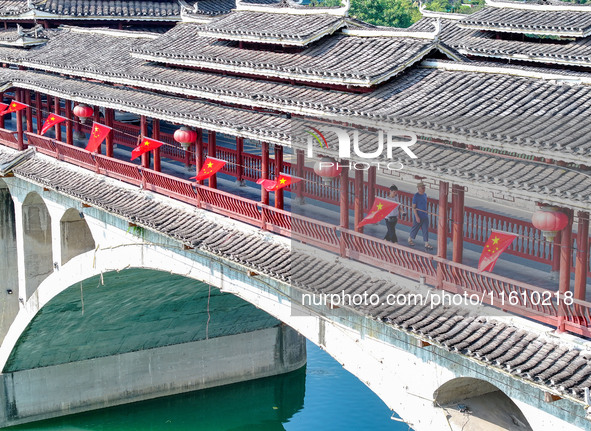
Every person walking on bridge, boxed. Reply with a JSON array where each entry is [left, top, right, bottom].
[[408, 182, 433, 250], [384, 185, 401, 243]]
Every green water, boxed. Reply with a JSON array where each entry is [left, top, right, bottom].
[[9, 342, 406, 431]]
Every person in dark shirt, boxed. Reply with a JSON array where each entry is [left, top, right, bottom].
[[408, 182, 433, 250], [384, 185, 400, 243]]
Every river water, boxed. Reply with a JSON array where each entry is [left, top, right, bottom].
[[9, 341, 409, 431]]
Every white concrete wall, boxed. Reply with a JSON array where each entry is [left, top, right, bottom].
[[0, 325, 306, 427]]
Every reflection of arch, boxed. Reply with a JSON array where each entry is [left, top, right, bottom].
[[0, 179, 18, 345], [60, 208, 95, 265], [434, 377, 532, 431], [22, 192, 53, 299]]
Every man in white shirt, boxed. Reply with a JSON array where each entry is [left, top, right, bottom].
[[384, 185, 400, 243]]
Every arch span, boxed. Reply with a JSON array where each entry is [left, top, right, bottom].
[[434, 377, 533, 431], [22, 191, 53, 299], [0, 179, 18, 346]]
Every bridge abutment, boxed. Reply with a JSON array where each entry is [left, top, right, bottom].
[[0, 324, 305, 428]]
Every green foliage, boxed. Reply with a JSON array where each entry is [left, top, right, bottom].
[[349, 0, 422, 28], [425, 0, 484, 14]]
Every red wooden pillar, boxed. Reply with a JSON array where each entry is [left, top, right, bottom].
[[274, 144, 283, 209], [140, 115, 149, 168], [16, 90, 24, 150], [65, 99, 73, 145], [105, 108, 114, 157], [438, 181, 449, 259], [575, 211, 589, 300], [208, 131, 217, 189], [0, 91, 4, 129], [152, 119, 161, 172], [354, 169, 364, 233], [452, 184, 465, 263], [261, 142, 269, 205], [236, 137, 245, 186], [558, 209, 574, 332], [367, 166, 376, 210], [195, 129, 204, 186], [34, 92, 42, 134], [73, 102, 81, 135], [340, 164, 349, 229], [295, 149, 305, 204], [24, 91, 32, 133], [54, 97, 62, 142], [552, 231, 562, 278]]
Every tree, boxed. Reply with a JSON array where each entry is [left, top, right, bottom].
[[349, 0, 421, 28]]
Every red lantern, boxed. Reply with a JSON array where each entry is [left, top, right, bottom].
[[313, 157, 342, 185], [174, 126, 197, 151], [532, 207, 569, 242], [73, 104, 93, 124]]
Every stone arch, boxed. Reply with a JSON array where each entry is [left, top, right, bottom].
[[22, 192, 53, 300], [0, 179, 18, 346], [434, 377, 532, 430], [60, 208, 95, 266]]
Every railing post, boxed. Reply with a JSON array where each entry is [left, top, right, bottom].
[[354, 169, 364, 233], [105, 108, 113, 157], [261, 141, 269, 205], [152, 118, 161, 172], [65, 98, 73, 146], [236, 137, 245, 186], [274, 144, 283, 209], [140, 115, 149, 168], [16, 89, 24, 151], [0, 91, 4, 129], [339, 164, 349, 257], [295, 149, 305, 204], [575, 211, 589, 301], [34, 91, 42, 134], [208, 130, 217, 189], [452, 184, 465, 263], [558, 208, 574, 332], [54, 97, 62, 142], [195, 128, 204, 186], [437, 181, 449, 289], [24, 90, 32, 133]]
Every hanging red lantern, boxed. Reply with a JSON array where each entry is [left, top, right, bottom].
[[532, 206, 569, 242], [73, 104, 93, 124], [313, 156, 342, 185], [174, 126, 197, 151]]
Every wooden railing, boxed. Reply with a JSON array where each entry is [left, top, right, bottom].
[[9, 131, 591, 337]]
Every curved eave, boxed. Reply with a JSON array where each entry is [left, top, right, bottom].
[[458, 22, 589, 38], [196, 20, 345, 46], [0, 9, 181, 21], [456, 47, 591, 69], [12, 58, 589, 166], [129, 45, 433, 88]]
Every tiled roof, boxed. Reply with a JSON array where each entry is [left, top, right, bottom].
[[130, 23, 437, 86], [197, 11, 345, 45], [3, 28, 591, 165], [460, 3, 591, 37], [33, 0, 181, 18], [2, 145, 591, 404], [185, 0, 236, 16], [0, 0, 27, 16]]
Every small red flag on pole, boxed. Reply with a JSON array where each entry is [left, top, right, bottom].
[[131, 136, 165, 160], [1, 101, 27, 116], [191, 157, 226, 181], [357, 197, 399, 228], [85, 122, 112, 153], [478, 231, 518, 272], [0, 103, 8, 114], [256, 173, 302, 192], [40, 114, 66, 136]]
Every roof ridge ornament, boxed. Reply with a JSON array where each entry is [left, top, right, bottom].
[[484, 0, 591, 12], [234, 0, 350, 16]]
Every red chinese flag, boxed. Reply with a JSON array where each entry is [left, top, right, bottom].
[[191, 157, 226, 181], [131, 136, 164, 160], [357, 197, 399, 228], [40, 114, 66, 136], [0, 103, 7, 114], [1, 100, 27, 115], [256, 174, 301, 192], [85, 122, 112, 153], [478, 231, 518, 272]]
